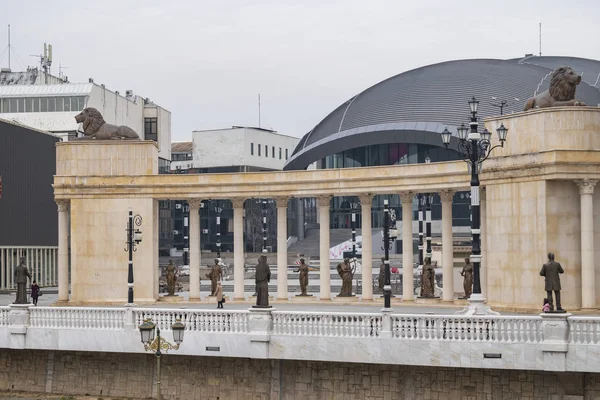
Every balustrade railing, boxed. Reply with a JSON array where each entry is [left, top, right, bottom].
[[0, 306, 9, 326], [133, 309, 249, 333], [569, 317, 600, 344], [272, 311, 382, 337], [391, 314, 543, 343], [0, 246, 58, 290], [30, 307, 125, 330]]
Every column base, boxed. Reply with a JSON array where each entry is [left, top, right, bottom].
[[188, 296, 201, 302], [455, 295, 499, 316]]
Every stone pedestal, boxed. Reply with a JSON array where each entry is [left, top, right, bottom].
[[158, 295, 183, 303], [8, 304, 31, 348], [415, 296, 441, 305], [248, 307, 274, 359], [380, 308, 393, 339], [455, 294, 499, 315], [540, 312, 571, 371], [333, 296, 359, 302], [291, 294, 317, 302]]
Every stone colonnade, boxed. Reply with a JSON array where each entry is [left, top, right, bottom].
[[54, 182, 597, 305]]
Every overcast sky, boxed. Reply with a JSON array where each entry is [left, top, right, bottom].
[[1, 0, 599, 141]]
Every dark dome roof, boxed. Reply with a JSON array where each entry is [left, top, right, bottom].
[[285, 57, 600, 170]]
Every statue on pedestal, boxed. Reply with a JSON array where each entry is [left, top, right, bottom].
[[206, 259, 223, 296], [337, 258, 355, 297], [73, 108, 140, 140], [14, 257, 31, 304], [420, 257, 435, 298], [165, 260, 177, 296], [254, 255, 271, 308], [296, 258, 310, 296], [540, 252, 565, 312], [524, 66, 586, 111], [460, 257, 473, 299]]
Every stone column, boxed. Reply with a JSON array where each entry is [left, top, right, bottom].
[[440, 190, 454, 302], [318, 195, 331, 300], [232, 199, 246, 300], [576, 179, 597, 310], [359, 194, 373, 300], [400, 192, 414, 301], [56, 200, 70, 303], [480, 188, 487, 298], [188, 199, 202, 301], [275, 197, 289, 300]]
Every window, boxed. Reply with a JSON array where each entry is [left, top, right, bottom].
[[55, 97, 64, 112], [47, 97, 56, 112], [258, 144, 261, 156], [264, 144, 268, 157], [1, 99, 7, 113], [17, 98, 25, 113], [9, 98, 17, 113], [144, 117, 158, 141], [251, 143, 254, 155], [285, 149, 289, 160], [272, 146, 275, 158], [279, 147, 282, 159], [63, 97, 70, 112]]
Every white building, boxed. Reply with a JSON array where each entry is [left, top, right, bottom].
[[171, 126, 299, 173], [0, 71, 171, 163]]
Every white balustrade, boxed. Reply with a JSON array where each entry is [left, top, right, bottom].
[[133, 309, 249, 333], [392, 314, 543, 343], [568, 317, 600, 344], [272, 311, 382, 338], [0, 246, 58, 290], [0, 306, 8, 326], [29, 307, 125, 330]]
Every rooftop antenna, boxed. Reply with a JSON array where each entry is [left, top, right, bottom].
[[539, 22, 542, 57], [59, 62, 68, 80], [258, 93, 261, 128], [7, 24, 10, 69]]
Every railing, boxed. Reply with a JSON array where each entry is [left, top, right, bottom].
[[272, 311, 382, 338], [569, 317, 600, 344], [133, 309, 249, 333], [0, 246, 59, 290], [30, 307, 125, 330], [0, 306, 9, 326], [392, 314, 543, 343]]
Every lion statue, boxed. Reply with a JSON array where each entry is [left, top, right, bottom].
[[523, 66, 586, 111], [74, 108, 140, 140]]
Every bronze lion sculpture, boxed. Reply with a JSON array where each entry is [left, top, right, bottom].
[[524, 66, 586, 111], [74, 108, 140, 140]]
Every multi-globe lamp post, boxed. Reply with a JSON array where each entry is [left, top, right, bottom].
[[382, 199, 398, 308], [124, 209, 143, 305], [440, 96, 508, 315]]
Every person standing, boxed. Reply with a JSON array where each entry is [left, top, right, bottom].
[[215, 281, 224, 309], [540, 252, 565, 311], [14, 257, 32, 304], [30, 280, 41, 306]]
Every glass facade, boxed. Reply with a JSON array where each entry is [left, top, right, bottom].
[[0, 96, 86, 113]]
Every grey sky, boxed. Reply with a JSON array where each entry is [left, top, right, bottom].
[[1, 0, 599, 141]]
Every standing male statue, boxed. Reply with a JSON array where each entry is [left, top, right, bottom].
[[165, 260, 177, 296], [420, 257, 435, 298], [14, 257, 32, 304], [254, 255, 271, 307], [378, 257, 385, 292], [336, 258, 355, 297], [296, 258, 310, 296], [460, 257, 473, 299], [206, 259, 223, 296], [540, 252, 565, 311]]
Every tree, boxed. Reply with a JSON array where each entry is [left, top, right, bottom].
[[244, 199, 277, 253]]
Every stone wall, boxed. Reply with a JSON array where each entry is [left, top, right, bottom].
[[1, 350, 600, 400]]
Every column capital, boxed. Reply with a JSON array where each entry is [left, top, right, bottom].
[[187, 198, 202, 210], [357, 193, 373, 206], [439, 190, 455, 203], [317, 195, 332, 207], [55, 199, 69, 212], [399, 192, 414, 205], [273, 197, 290, 207], [575, 179, 598, 195], [231, 198, 246, 209]]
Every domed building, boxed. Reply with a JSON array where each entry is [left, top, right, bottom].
[[284, 55, 600, 248]]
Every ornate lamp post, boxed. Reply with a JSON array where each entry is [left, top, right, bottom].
[[381, 199, 398, 308], [139, 318, 185, 400], [182, 202, 190, 266], [214, 201, 223, 258], [124, 209, 143, 305], [441, 96, 508, 315], [261, 199, 268, 253]]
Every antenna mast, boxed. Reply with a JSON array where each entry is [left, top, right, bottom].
[[258, 93, 261, 128], [7, 24, 10, 69], [539, 22, 542, 57]]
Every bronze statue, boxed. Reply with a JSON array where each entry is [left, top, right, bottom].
[[296, 258, 310, 296], [540, 252, 565, 311], [74, 108, 140, 140], [524, 66, 586, 111], [165, 260, 177, 296], [378, 257, 385, 291], [14, 257, 31, 304], [206, 259, 223, 296], [420, 257, 435, 298], [460, 257, 473, 299], [336, 258, 355, 297], [254, 255, 271, 308]]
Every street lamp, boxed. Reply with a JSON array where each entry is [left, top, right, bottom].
[[261, 199, 268, 253], [441, 96, 508, 315], [214, 201, 223, 258], [124, 209, 143, 305], [139, 318, 185, 400], [182, 202, 190, 266], [381, 199, 398, 308]]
